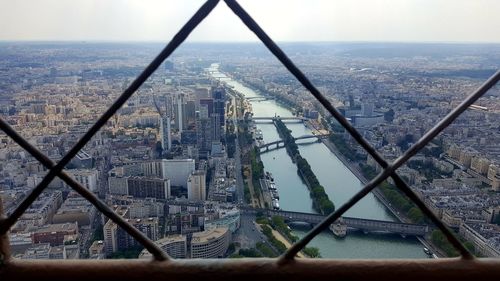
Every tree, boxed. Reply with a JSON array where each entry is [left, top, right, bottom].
[[303, 247, 321, 258]]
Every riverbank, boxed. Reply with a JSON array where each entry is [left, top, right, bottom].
[[275, 119, 335, 214], [211, 66, 430, 259], [319, 131, 445, 257]]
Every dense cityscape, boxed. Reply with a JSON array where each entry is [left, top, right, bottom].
[[0, 42, 499, 260]]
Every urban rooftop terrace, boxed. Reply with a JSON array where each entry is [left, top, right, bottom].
[[1, 0, 500, 280]]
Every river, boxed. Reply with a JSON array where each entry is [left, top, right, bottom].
[[209, 64, 427, 259]]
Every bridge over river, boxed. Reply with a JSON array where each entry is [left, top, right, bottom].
[[241, 207, 430, 237], [257, 133, 330, 152]]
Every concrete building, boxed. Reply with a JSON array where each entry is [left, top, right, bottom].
[[66, 169, 99, 192], [52, 193, 96, 226], [104, 210, 159, 255], [187, 171, 207, 201], [127, 176, 171, 200], [211, 87, 226, 127], [459, 149, 475, 168], [88, 240, 106, 259], [20, 243, 51, 259], [196, 115, 213, 152], [174, 93, 187, 132], [18, 191, 63, 228], [471, 156, 491, 175], [190, 227, 231, 258], [31, 222, 79, 246], [459, 222, 500, 257], [487, 163, 498, 181], [160, 115, 172, 151], [162, 159, 195, 187], [106, 195, 165, 218], [205, 210, 241, 233], [108, 176, 128, 195], [141, 160, 163, 178], [140, 235, 187, 259]]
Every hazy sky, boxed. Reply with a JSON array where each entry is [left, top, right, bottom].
[[1, 0, 499, 42]]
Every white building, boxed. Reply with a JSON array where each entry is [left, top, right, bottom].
[[67, 169, 99, 192], [162, 159, 195, 187], [139, 235, 187, 259], [187, 171, 206, 201], [190, 227, 231, 258]]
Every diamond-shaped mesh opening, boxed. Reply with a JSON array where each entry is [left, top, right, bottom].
[[0, 0, 499, 263]]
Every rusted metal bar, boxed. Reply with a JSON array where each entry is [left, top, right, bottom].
[[1, 258, 500, 281], [0, 118, 168, 261], [0, 0, 219, 251]]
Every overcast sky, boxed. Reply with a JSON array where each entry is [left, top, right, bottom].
[[1, 0, 499, 42]]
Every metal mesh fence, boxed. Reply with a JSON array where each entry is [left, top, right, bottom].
[[0, 0, 499, 263]]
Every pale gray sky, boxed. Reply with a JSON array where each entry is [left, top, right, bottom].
[[1, 0, 499, 42]]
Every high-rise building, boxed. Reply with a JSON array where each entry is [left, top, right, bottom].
[[141, 160, 163, 178], [103, 206, 159, 255], [187, 171, 207, 201], [211, 113, 221, 142], [185, 100, 196, 125], [127, 177, 171, 200], [199, 98, 214, 116], [160, 115, 172, 151], [211, 87, 226, 127], [174, 93, 187, 132], [161, 159, 195, 187], [104, 216, 159, 255], [196, 116, 213, 152]]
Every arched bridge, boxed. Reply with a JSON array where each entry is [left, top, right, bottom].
[[241, 207, 430, 237], [258, 133, 330, 152]]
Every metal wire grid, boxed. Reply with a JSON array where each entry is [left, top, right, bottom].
[[0, 0, 499, 263]]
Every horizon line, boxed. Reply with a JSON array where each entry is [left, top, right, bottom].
[[1, 40, 500, 45]]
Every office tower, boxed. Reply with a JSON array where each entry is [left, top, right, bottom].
[[174, 93, 187, 132], [161, 159, 195, 187], [211, 87, 226, 127], [104, 214, 159, 255], [185, 100, 196, 125], [196, 114, 213, 152], [160, 115, 172, 151], [199, 98, 214, 116], [211, 113, 221, 142], [127, 177, 171, 200], [187, 171, 207, 201]]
